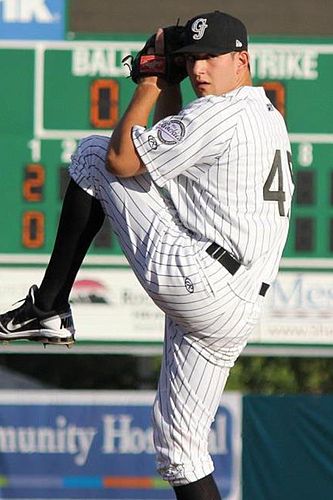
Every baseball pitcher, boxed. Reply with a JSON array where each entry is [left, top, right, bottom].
[[0, 11, 294, 499]]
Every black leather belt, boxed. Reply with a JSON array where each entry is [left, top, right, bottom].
[[206, 242, 270, 297], [259, 282, 270, 297], [206, 242, 240, 275]]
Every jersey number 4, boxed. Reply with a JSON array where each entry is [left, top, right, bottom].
[[263, 149, 293, 217]]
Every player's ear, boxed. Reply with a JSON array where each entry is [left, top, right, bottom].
[[236, 51, 250, 73]]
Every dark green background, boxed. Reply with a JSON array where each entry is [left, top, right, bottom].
[[243, 395, 333, 500]]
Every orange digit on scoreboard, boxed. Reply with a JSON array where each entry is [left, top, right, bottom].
[[22, 211, 45, 249], [90, 79, 119, 129], [23, 163, 45, 202]]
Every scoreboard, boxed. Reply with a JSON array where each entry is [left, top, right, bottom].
[[1, 37, 333, 267], [0, 38, 143, 265]]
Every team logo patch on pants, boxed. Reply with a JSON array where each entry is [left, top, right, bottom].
[[184, 277, 194, 293]]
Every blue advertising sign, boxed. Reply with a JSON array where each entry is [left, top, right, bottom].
[[0, 0, 66, 40], [0, 391, 242, 499]]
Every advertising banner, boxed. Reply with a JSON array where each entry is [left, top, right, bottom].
[[0, 391, 242, 500], [0, 0, 66, 39], [1, 268, 333, 352], [250, 271, 333, 347]]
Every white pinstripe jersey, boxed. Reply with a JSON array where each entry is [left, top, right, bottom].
[[132, 85, 294, 285], [67, 93, 293, 483]]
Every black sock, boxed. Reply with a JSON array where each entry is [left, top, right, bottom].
[[173, 474, 221, 500], [36, 179, 105, 311]]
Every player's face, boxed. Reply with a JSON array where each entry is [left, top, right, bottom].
[[185, 52, 247, 97]]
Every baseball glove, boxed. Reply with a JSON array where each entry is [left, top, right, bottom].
[[122, 25, 187, 84]]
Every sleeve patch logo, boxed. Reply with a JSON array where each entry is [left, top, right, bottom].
[[148, 135, 158, 150], [157, 120, 185, 145]]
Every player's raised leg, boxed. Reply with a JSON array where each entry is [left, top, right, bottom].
[[0, 134, 172, 345]]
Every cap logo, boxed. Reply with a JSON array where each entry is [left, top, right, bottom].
[[236, 39, 243, 48], [191, 18, 208, 40]]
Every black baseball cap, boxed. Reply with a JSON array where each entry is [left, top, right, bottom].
[[174, 11, 248, 55]]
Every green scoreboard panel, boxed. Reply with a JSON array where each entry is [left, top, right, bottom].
[[1, 37, 333, 266]]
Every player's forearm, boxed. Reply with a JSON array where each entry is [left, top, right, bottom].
[[153, 84, 183, 124], [106, 80, 162, 177]]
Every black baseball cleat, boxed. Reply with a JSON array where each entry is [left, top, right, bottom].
[[0, 285, 75, 346]]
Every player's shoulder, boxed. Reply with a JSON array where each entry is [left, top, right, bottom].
[[181, 91, 245, 117], [222, 86, 272, 105], [181, 96, 214, 114], [242, 86, 278, 109], [238, 86, 287, 121]]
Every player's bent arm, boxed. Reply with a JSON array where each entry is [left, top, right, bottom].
[[106, 79, 162, 178], [153, 84, 182, 125]]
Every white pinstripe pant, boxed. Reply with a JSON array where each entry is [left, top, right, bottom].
[[70, 136, 263, 485]]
